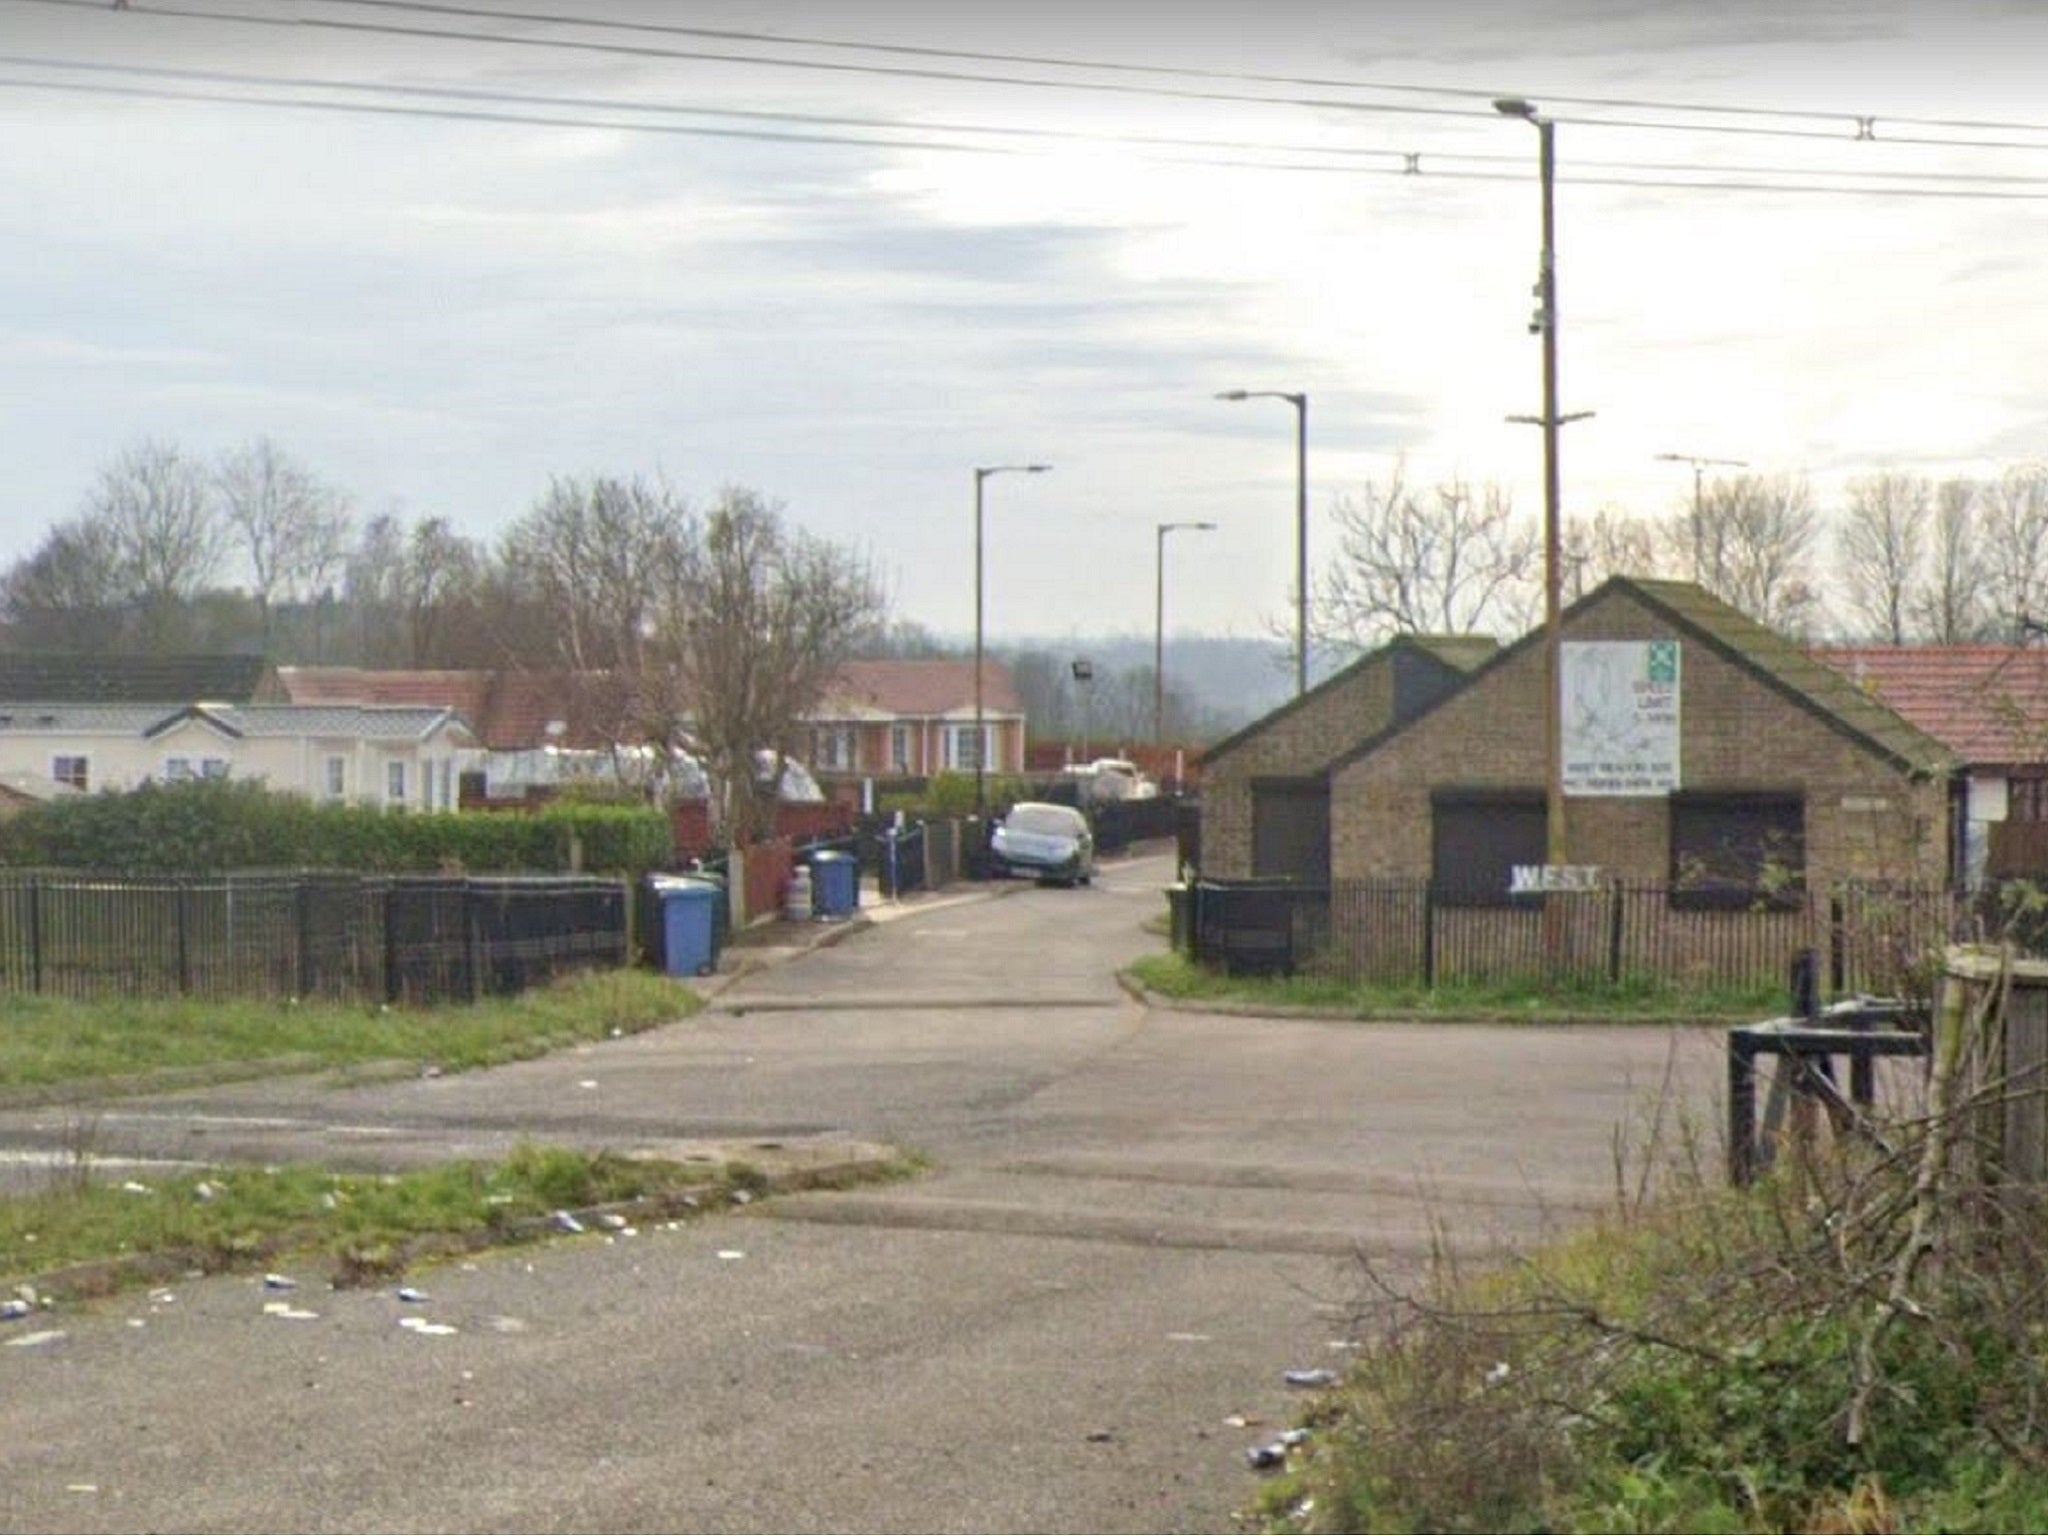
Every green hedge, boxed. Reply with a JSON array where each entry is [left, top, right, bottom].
[[0, 779, 673, 875]]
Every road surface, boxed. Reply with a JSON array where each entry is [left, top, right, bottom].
[[0, 853, 1726, 1532]]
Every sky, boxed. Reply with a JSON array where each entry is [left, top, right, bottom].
[[6, 0, 2048, 648]]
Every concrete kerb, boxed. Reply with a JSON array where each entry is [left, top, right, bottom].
[[8, 1135, 907, 1306]]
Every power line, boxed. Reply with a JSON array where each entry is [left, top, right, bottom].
[[270, 0, 2048, 144], [10, 68, 2048, 200], [27, 0, 2048, 153], [11, 47, 2048, 197]]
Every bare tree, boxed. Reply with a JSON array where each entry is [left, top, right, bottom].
[[398, 517, 485, 666], [1979, 463, 2048, 640], [500, 476, 688, 674], [1561, 507, 1663, 600], [1911, 476, 1990, 643], [0, 515, 130, 650], [84, 440, 226, 648], [1670, 472, 1823, 635], [1837, 472, 1929, 643], [652, 488, 884, 846], [1317, 466, 1538, 649], [216, 438, 352, 648]]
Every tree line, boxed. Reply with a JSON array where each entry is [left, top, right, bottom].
[[1314, 460, 2048, 654], [0, 438, 1228, 750], [0, 443, 885, 844]]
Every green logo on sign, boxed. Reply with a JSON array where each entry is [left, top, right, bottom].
[[1647, 641, 1679, 684]]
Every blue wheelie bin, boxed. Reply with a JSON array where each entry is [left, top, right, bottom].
[[810, 849, 859, 919], [653, 877, 722, 976]]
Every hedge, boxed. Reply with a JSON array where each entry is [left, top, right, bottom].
[[0, 779, 674, 875]]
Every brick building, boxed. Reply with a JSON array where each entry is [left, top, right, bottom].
[[1197, 634, 1497, 879], [1331, 578, 1954, 902]]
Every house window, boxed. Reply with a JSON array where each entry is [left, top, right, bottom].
[[51, 755, 88, 792], [200, 758, 228, 780], [325, 756, 347, 800], [1431, 791, 1546, 907], [1670, 793, 1805, 911], [890, 724, 911, 773], [164, 756, 194, 783], [2012, 775, 2048, 823], [946, 724, 990, 772], [387, 760, 408, 807], [812, 727, 855, 773]]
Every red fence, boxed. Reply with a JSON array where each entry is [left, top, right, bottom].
[[670, 800, 857, 859]]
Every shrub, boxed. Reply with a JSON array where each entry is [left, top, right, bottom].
[[0, 779, 673, 875]]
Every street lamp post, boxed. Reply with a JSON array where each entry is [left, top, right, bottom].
[[973, 462, 1050, 821], [1215, 389, 1309, 697], [1154, 521, 1218, 745], [1495, 96, 1591, 875], [1655, 451, 1747, 583]]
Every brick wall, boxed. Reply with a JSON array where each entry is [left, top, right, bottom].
[[1199, 658, 1396, 877], [1331, 589, 1949, 888]]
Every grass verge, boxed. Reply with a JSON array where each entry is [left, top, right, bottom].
[[0, 967, 703, 1094], [1127, 951, 1778, 1022], [2, 1142, 922, 1297]]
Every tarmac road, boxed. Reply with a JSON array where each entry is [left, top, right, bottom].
[[0, 852, 1729, 1532]]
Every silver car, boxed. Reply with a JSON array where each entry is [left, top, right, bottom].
[[990, 801, 1095, 886]]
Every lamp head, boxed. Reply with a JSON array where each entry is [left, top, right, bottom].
[[1493, 96, 1538, 119], [1214, 390, 1250, 401]]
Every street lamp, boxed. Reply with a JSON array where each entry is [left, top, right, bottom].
[[1656, 452, 1747, 583], [973, 462, 1050, 820], [1495, 95, 1591, 874], [1215, 388, 1309, 697], [1154, 521, 1217, 745]]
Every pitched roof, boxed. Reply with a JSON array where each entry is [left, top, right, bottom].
[[0, 653, 277, 704], [1203, 632, 1499, 765], [1622, 579, 1952, 772], [1812, 645, 2048, 767], [817, 659, 1023, 718], [1326, 577, 1953, 778], [0, 702, 472, 743], [277, 668, 617, 751]]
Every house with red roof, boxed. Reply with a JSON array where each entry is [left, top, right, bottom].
[[1814, 645, 2048, 883], [279, 658, 1026, 795], [804, 659, 1026, 781]]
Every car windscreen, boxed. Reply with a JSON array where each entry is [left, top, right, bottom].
[[1005, 805, 1081, 837]]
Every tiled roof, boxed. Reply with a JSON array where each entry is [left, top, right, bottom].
[[1325, 578, 1954, 779], [1624, 580, 1953, 773], [1812, 645, 2048, 767], [278, 668, 618, 751], [0, 653, 278, 703], [225, 705, 471, 742], [1204, 632, 1498, 765], [817, 659, 1023, 718]]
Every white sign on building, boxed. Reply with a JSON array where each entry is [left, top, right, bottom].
[[1561, 640, 1681, 796]]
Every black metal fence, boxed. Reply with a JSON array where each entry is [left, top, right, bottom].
[[1181, 876, 2037, 991], [0, 870, 630, 1006]]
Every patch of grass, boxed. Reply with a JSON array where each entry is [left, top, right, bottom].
[[1272, 1170, 2048, 1533], [1127, 952, 1778, 1021], [0, 967, 703, 1092], [0, 1144, 729, 1291]]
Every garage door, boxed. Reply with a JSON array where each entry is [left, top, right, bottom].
[[1251, 779, 1330, 881]]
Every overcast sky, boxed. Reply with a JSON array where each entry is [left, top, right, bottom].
[[6, 0, 2048, 647]]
